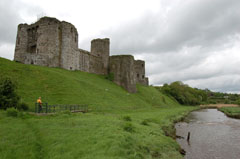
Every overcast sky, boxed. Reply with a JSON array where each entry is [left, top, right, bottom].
[[0, 0, 240, 93]]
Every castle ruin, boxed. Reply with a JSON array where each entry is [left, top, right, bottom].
[[14, 17, 148, 93]]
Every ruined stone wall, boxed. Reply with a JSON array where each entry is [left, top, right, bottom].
[[91, 38, 109, 74], [89, 55, 104, 74], [78, 49, 104, 74], [14, 17, 62, 67], [78, 49, 90, 72], [109, 55, 137, 93], [134, 60, 148, 85], [144, 77, 149, 86], [60, 21, 79, 70], [14, 24, 29, 62]]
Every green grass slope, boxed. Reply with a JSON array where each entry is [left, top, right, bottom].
[[0, 57, 197, 159], [0, 57, 178, 112]]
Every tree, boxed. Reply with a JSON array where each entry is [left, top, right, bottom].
[[236, 99, 240, 106], [0, 78, 20, 110], [157, 81, 208, 106]]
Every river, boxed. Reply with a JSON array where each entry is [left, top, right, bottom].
[[175, 109, 240, 159]]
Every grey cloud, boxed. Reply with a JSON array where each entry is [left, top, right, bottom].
[[185, 75, 240, 93], [0, 0, 43, 46], [0, 0, 22, 45], [98, 0, 240, 55]]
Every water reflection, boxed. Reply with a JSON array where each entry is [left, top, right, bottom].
[[175, 109, 240, 159]]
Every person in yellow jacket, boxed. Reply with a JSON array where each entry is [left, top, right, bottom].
[[37, 97, 42, 113]]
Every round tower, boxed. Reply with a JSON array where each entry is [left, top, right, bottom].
[[91, 38, 110, 74]]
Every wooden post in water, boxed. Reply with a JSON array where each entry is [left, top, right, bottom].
[[187, 132, 190, 141]]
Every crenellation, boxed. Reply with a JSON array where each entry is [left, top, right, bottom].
[[14, 17, 149, 93]]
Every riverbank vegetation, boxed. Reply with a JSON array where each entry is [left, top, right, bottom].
[[218, 107, 240, 119], [156, 81, 208, 106], [156, 81, 240, 106]]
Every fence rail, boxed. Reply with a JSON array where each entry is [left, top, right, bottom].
[[35, 103, 88, 113]]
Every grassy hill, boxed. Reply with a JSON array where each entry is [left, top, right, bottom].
[[0, 57, 178, 112], [0, 57, 197, 159]]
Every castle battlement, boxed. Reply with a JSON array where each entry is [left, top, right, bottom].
[[14, 17, 148, 93]]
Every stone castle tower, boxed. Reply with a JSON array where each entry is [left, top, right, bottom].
[[14, 17, 148, 93]]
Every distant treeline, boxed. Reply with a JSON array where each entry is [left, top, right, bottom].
[[155, 81, 240, 106]]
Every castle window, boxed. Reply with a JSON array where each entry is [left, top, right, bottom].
[[137, 74, 139, 78], [29, 45, 36, 53], [142, 64, 144, 67], [71, 27, 73, 33], [70, 67, 72, 70], [142, 75, 144, 79]]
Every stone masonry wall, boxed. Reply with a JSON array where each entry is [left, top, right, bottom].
[[109, 55, 137, 93], [60, 21, 79, 70], [15, 17, 62, 67], [78, 49, 90, 72], [134, 60, 148, 85], [91, 38, 110, 75]]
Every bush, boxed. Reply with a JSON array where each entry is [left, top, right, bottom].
[[6, 108, 18, 117], [224, 99, 230, 104], [0, 78, 20, 110], [123, 123, 135, 133], [17, 102, 29, 111], [210, 101, 217, 104], [141, 119, 149, 126], [235, 99, 240, 106], [123, 115, 132, 121]]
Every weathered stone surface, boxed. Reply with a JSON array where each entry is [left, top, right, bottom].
[[109, 55, 137, 93], [91, 38, 110, 74], [14, 17, 149, 93], [134, 60, 147, 85]]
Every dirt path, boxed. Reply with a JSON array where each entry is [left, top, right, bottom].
[[200, 104, 239, 108]]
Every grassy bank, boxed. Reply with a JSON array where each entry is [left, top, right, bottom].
[[0, 106, 196, 159], [218, 107, 240, 119], [0, 57, 198, 158]]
